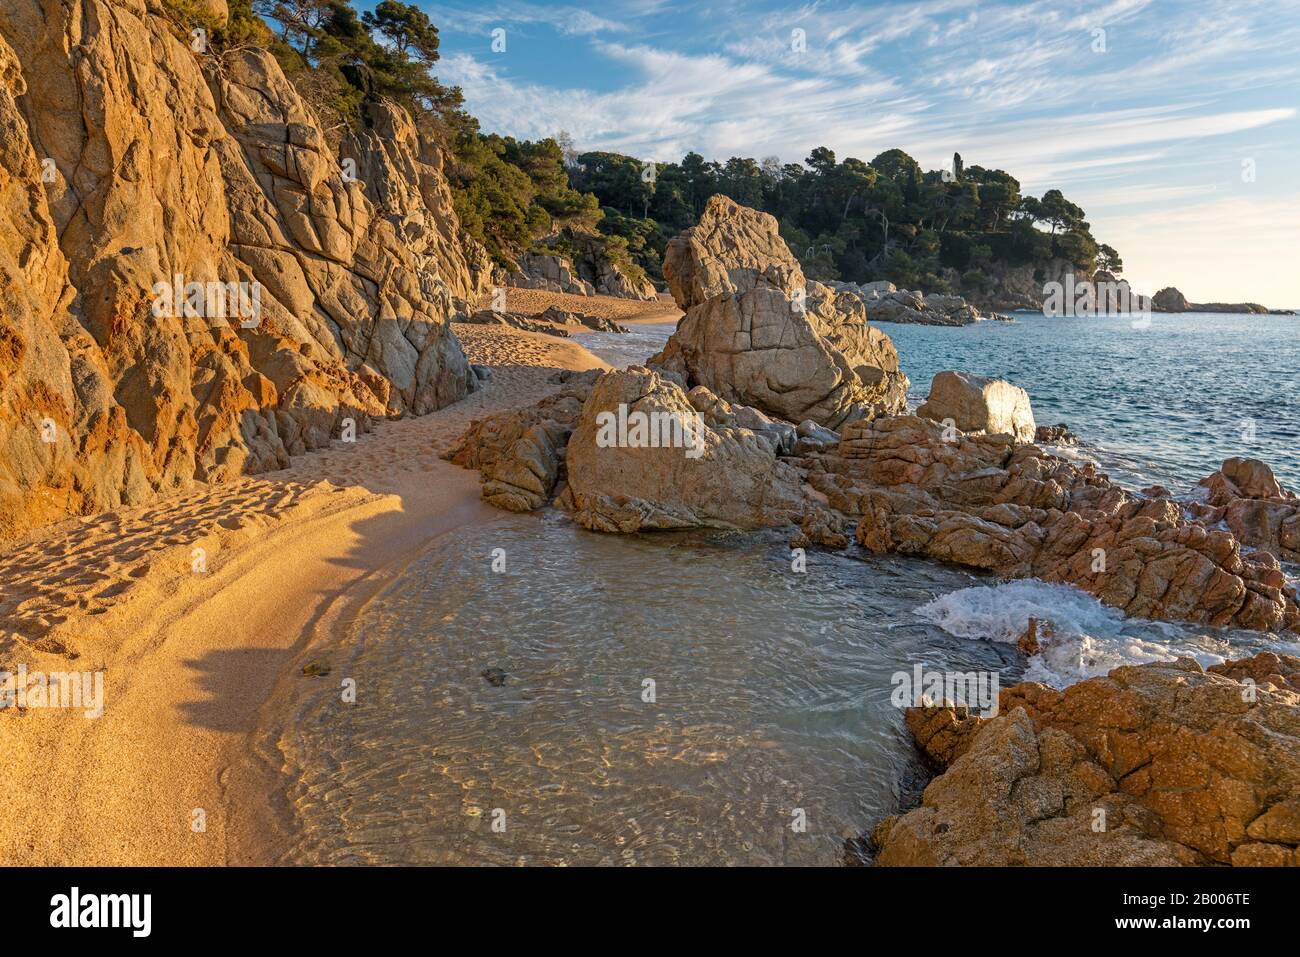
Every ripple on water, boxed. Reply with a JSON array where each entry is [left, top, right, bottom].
[[273, 514, 1015, 866], [273, 311, 1299, 865]]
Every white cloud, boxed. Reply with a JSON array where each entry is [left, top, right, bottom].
[[432, 0, 1300, 302]]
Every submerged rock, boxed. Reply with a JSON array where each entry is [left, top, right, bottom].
[[873, 654, 1300, 866]]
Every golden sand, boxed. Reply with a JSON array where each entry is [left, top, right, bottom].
[[0, 292, 667, 865]]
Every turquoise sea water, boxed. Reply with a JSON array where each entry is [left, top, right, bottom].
[[264, 312, 1300, 866]]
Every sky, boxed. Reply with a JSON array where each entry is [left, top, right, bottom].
[[393, 0, 1300, 306]]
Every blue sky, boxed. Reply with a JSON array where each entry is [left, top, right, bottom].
[[386, 0, 1300, 305]]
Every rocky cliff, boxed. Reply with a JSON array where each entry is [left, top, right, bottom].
[[0, 0, 486, 542], [502, 232, 658, 301], [948, 257, 1078, 312]]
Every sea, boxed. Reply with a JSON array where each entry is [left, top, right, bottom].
[[258, 311, 1300, 865]]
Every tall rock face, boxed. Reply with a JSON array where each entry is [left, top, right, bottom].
[[650, 195, 908, 430], [341, 98, 494, 304], [0, 1, 481, 542]]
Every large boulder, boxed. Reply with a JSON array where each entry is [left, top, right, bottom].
[[649, 196, 907, 429], [917, 371, 1036, 443], [660, 195, 803, 309], [444, 378, 594, 511], [1202, 456, 1291, 503], [562, 367, 807, 532], [873, 655, 1300, 866]]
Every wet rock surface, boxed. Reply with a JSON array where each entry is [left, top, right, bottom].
[[1191, 457, 1300, 563], [802, 416, 1299, 632]]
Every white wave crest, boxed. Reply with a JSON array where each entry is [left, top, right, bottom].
[[914, 578, 1240, 688]]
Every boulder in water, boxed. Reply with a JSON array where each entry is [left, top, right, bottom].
[[562, 367, 808, 532], [1192, 457, 1300, 562]]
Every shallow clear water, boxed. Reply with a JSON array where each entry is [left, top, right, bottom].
[[276, 516, 1016, 865], [270, 311, 1300, 865], [273, 519, 1291, 866]]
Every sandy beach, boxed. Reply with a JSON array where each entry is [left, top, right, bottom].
[[0, 290, 670, 866]]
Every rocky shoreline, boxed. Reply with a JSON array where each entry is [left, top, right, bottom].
[[872, 652, 1300, 866], [829, 280, 1014, 325], [448, 195, 1300, 867], [449, 196, 1300, 635], [0, 5, 491, 543]]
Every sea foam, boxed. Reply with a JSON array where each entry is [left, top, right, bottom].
[[913, 578, 1255, 688]]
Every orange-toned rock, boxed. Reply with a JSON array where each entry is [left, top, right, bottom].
[[795, 415, 1299, 632], [0, 3, 479, 542], [873, 656, 1300, 866], [1193, 458, 1300, 562]]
